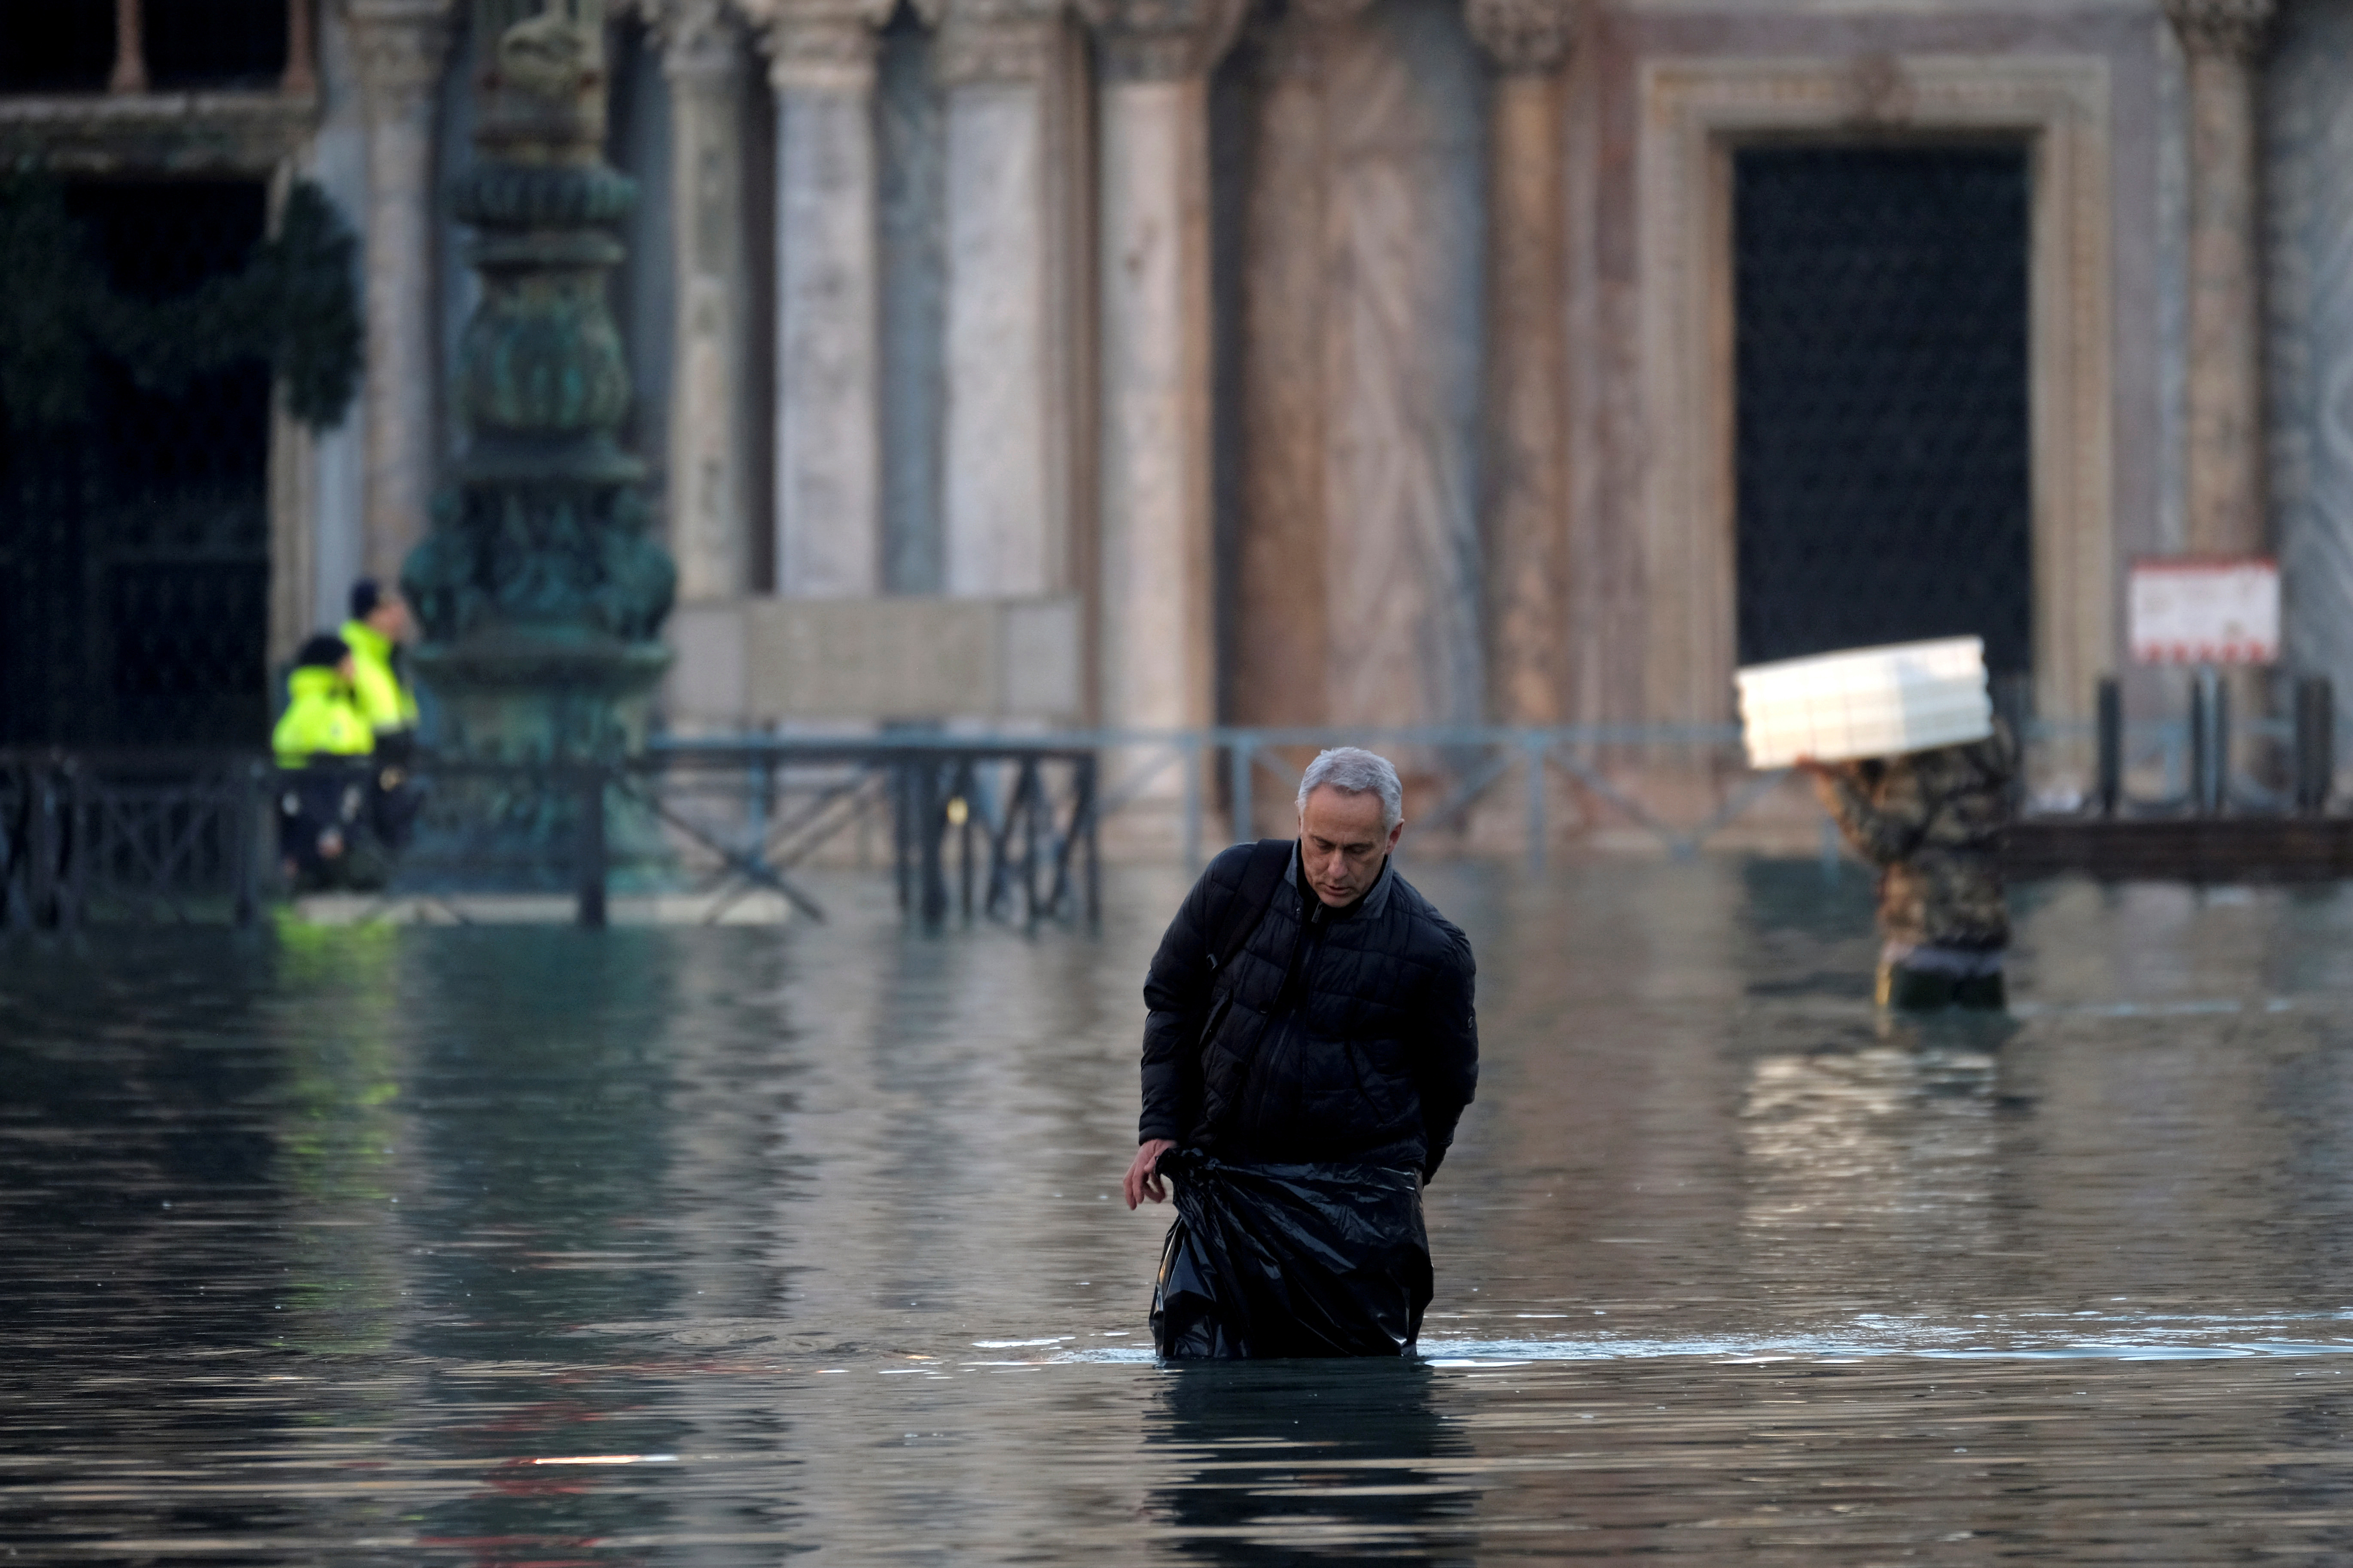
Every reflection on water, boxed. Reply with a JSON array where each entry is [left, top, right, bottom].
[[9, 863, 2353, 1559], [1151, 1361, 1475, 1566], [1740, 1041, 2004, 1275]]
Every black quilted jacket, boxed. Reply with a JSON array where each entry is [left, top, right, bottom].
[[1139, 840, 1478, 1178]]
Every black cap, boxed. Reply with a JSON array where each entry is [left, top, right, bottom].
[[350, 578, 381, 621], [296, 633, 351, 670]]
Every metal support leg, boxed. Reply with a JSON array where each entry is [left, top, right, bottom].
[[28, 768, 56, 930], [2211, 672, 2232, 816], [957, 758, 975, 923], [1021, 760, 1041, 925], [1082, 753, 1101, 926], [2296, 676, 2335, 815], [2190, 671, 2215, 816], [1181, 735, 1203, 872], [1229, 738, 1254, 846], [2096, 676, 2123, 819], [576, 765, 608, 929], [893, 764, 912, 913], [920, 763, 948, 927], [1523, 736, 1548, 874], [232, 762, 261, 927]]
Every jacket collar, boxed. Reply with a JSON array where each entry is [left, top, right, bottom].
[[341, 618, 390, 661], [288, 667, 348, 701], [1289, 840, 1396, 921]]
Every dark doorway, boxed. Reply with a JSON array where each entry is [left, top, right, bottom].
[[0, 180, 274, 749], [1733, 145, 2032, 673]]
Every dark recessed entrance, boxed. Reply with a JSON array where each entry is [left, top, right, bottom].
[[1733, 145, 2032, 674], [0, 180, 273, 748]]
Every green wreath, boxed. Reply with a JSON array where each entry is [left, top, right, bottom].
[[0, 173, 362, 432]]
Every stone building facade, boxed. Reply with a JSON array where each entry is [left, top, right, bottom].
[[9, 0, 2353, 825]]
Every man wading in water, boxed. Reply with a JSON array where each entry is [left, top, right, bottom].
[[1123, 747, 1478, 1357]]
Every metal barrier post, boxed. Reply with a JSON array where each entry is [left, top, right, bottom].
[[2190, 671, 2215, 816], [576, 764, 608, 929], [1181, 734, 1203, 871], [232, 761, 261, 927], [1019, 759, 1041, 924], [28, 766, 56, 929], [0, 766, 20, 932], [61, 761, 87, 930], [1229, 737, 1254, 845], [2210, 671, 2232, 815], [2297, 676, 2335, 815], [1082, 752, 1101, 925], [957, 758, 976, 923], [1522, 734, 1547, 874], [893, 762, 912, 913], [2096, 676, 2123, 818], [920, 762, 948, 926]]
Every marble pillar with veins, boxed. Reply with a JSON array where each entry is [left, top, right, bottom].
[[876, 15, 949, 595], [1231, 7, 1337, 728], [937, 0, 1078, 599], [2265, 0, 2353, 697], [2167, 0, 2276, 557], [1468, 0, 1576, 726], [1088, 0, 1243, 833], [646, 0, 758, 603], [1316, 0, 1491, 733], [755, 0, 890, 599], [346, 0, 458, 588]]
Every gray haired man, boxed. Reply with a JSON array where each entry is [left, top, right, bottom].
[[1124, 747, 1479, 1357]]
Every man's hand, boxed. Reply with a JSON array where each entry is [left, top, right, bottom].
[[1123, 1139, 1178, 1209]]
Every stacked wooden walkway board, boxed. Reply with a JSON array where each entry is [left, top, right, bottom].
[[2006, 818, 2353, 882]]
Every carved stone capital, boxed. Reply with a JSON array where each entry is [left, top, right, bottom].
[[935, 0, 1064, 85], [744, 0, 888, 91], [2165, 0, 2276, 61], [1465, 0, 1578, 74], [1080, 0, 1245, 81], [344, 0, 457, 118], [1251, 0, 1370, 80], [635, 0, 745, 83]]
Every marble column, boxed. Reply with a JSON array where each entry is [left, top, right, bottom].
[[647, 0, 758, 602], [754, 0, 888, 597], [1230, 7, 1345, 730], [1234, 0, 1487, 743], [345, 0, 455, 588], [1319, 0, 1489, 733], [1088, 0, 1241, 764], [936, 0, 1076, 597], [2169, 0, 2276, 556], [1468, 0, 1573, 725]]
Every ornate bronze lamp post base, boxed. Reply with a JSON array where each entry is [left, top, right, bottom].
[[397, 0, 679, 892]]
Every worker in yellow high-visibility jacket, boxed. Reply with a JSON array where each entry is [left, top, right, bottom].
[[339, 579, 424, 852], [339, 579, 418, 758], [272, 634, 374, 888]]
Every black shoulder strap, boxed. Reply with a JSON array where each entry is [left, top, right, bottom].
[[1210, 838, 1294, 974]]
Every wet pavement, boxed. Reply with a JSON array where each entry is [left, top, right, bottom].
[[9, 859, 2353, 1562]]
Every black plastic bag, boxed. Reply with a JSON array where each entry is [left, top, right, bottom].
[[1150, 1148, 1432, 1358]]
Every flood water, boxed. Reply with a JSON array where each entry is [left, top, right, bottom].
[[10, 860, 2353, 1562]]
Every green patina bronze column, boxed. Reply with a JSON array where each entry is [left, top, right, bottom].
[[399, 0, 677, 889]]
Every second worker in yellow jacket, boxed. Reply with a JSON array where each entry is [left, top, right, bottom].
[[341, 578, 424, 853], [340, 578, 418, 761]]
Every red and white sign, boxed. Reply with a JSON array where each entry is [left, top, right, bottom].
[[2128, 557, 2280, 666]]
